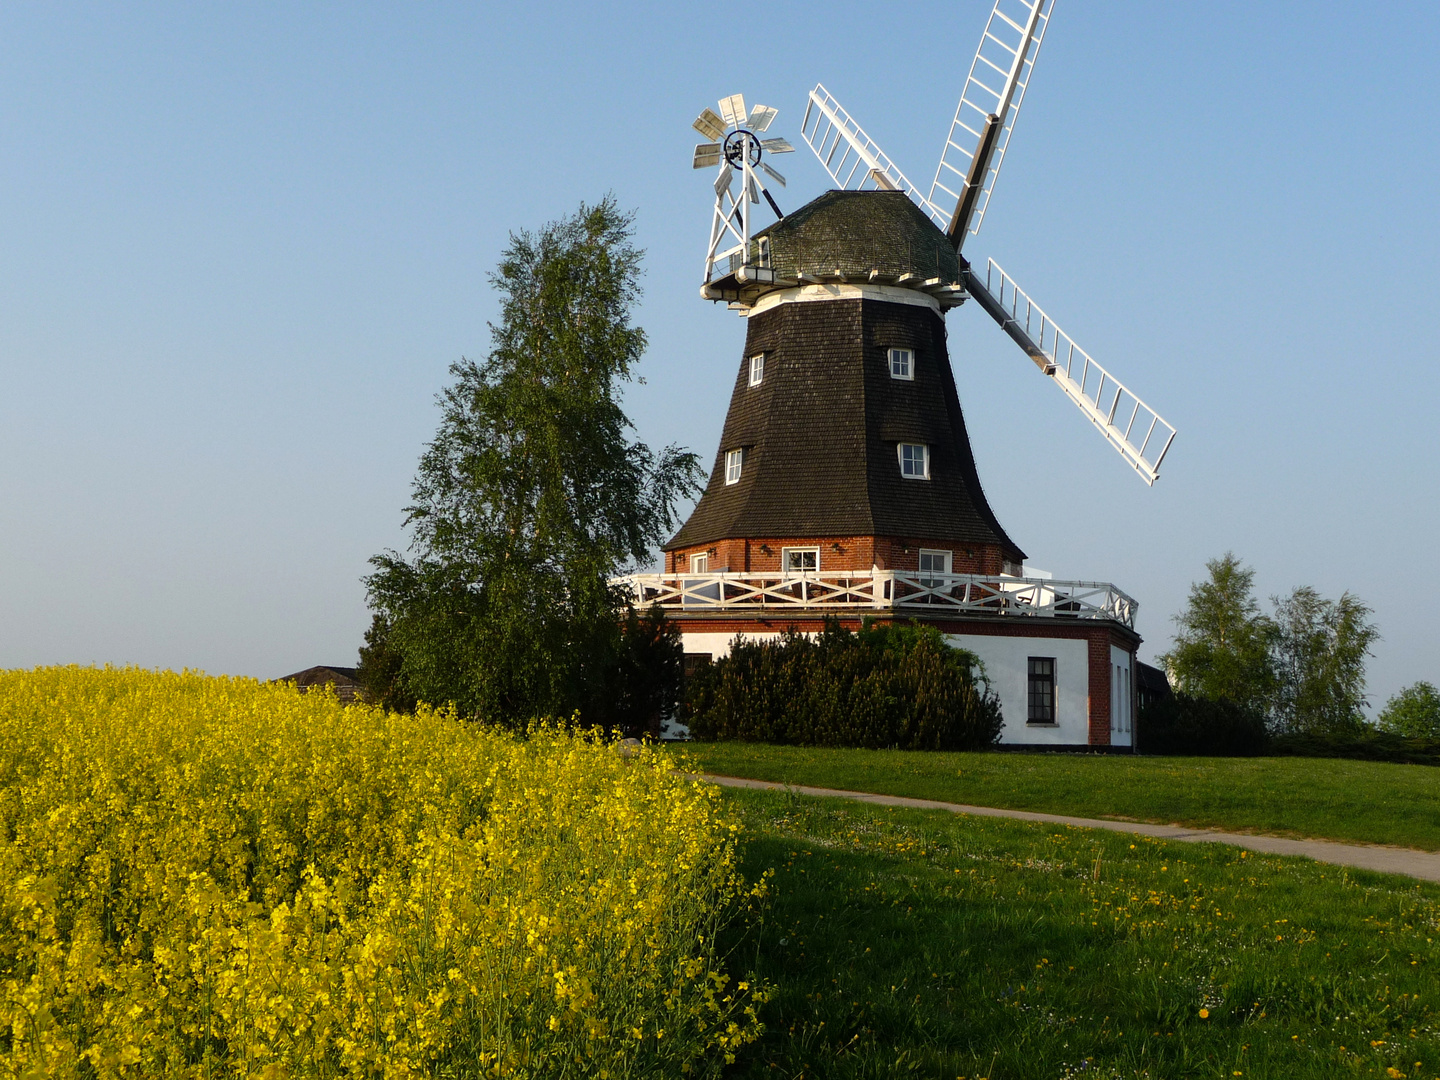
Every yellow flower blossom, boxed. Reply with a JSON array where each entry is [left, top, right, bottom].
[[0, 666, 768, 1078]]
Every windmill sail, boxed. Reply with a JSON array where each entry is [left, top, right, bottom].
[[963, 258, 1176, 484], [800, 85, 947, 226], [930, 0, 1054, 247]]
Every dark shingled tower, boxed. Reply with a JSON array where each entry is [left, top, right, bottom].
[[665, 190, 1024, 578]]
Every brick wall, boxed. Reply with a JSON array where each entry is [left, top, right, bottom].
[[665, 536, 1005, 574]]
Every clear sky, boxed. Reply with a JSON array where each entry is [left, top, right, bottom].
[[2, 2, 1436, 712]]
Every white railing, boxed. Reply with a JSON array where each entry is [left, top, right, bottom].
[[617, 571, 1136, 628]]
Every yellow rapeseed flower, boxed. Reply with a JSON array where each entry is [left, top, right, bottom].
[[0, 666, 767, 1078]]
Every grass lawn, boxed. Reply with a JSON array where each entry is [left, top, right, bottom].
[[722, 786, 1440, 1079], [677, 743, 1440, 852]]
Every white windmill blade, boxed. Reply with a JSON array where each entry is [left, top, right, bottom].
[[748, 104, 778, 132], [693, 108, 726, 142], [962, 258, 1176, 484], [693, 142, 721, 169], [760, 137, 794, 154], [760, 161, 786, 187], [800, 84, 948, 226], [930, 0, 1055, 247], [719, 93, 748, 128], [713, 163, 734, 197]]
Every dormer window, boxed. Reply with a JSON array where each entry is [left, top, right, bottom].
[[889, 347, 914, 380], [725, 448, 744, 485], [748, 353, 765, 387], [898, 442, 929, 479]]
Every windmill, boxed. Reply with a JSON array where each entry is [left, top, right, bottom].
[[800, 0, 1176, 485], [691, 94, 794, 287], [626, 1, 1164, 750]]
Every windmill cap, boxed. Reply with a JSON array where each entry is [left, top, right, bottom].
[[752, 190, 961, 288]]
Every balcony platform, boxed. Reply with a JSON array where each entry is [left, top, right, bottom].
[[617, 571, 1136, 630]]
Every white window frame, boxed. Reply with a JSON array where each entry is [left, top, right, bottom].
[[757, 236, 771, 267], [724, 448, 743, 485], [781, 546, 820, 577], [888, 347, 914, 380], [917, 548, 952, 586], [690, 552, 708, 574], [898, 442, 929, 479], [748, 353, 765, 387]]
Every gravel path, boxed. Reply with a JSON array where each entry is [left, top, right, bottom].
[[704, 773, 1440, 884]]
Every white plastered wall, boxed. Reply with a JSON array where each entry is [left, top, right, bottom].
[[679, 630, 769, 660], [944, 634, 1091, 746], [679, 628, 1098, 746]]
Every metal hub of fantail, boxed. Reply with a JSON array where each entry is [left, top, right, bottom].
[[690, 93, 794, 289], [722, 129, 762, 169]]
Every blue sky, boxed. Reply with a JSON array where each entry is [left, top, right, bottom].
[[1, 2, 1435, 711]]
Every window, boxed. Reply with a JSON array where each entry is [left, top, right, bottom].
[[725, 448, 743, 485], [888, 347, 914, 380], [1027, 657, 1056, 724], [782, 547, 819, 576], [748, 353, 765, 387], [690, 553, 708, 574], [917, 548, 952, 587], [898, 442, 929, 479], [757, 236, 771, 267]]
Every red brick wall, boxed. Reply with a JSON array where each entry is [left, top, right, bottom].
[[1087, 633, 1113, 747], [665, 536, 1005, 575]]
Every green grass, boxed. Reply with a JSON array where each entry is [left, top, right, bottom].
[[721, 786, 1440, 1079], [677, 743, 1440, 852]]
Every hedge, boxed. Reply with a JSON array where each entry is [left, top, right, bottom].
[[683, 620, 1003, 751]]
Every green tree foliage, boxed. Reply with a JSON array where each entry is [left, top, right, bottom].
[[1377, 681, 1440, 738], [685, 621, 1003, 750], [1158, 553, 1276, 715], [355, 613, 415, 713], [363, 198, 701, 726], [1270, 586, 1379, 735], [1160, 555, 1381, 740]]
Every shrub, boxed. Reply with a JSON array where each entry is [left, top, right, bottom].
[[1137, 692, 1269, 756], [1268, 728, 1440, 767], [684, 621, 1003, 751], [1377, 681, 1440, 738], [0, 667, 766, 1078]]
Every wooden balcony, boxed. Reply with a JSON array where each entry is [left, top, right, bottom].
[[616, 571, 1136, 629]]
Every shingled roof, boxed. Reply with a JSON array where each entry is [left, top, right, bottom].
[[275, 665, 364, 703], [666, 292, 1024, 564], [751, 190, 962, 286]]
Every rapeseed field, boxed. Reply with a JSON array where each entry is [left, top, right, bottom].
[[0, 667, 766, 1078]]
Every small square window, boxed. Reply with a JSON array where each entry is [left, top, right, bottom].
[[918, 548, 951, 587], [898, 443, 929, 479], [1028, 657, 1056, 724], [725, 448, 744, 485], [889, 347, 914, 380], [748, 353, 765, 387], [782, 547, 819, 576], [690, 553, 708, 574]]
